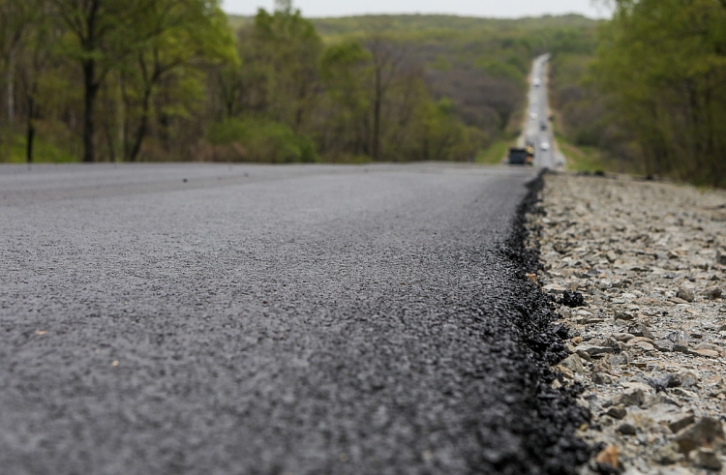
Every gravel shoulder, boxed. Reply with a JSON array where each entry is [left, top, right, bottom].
[[528, 172, 726, 475]]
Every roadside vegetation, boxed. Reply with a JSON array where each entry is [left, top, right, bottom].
[[0, 0, 595, 164], [476, 138, 511, 165], [0, 0, 237, 164], [550, 0, 726, 187], [2, 0, 723, 187]]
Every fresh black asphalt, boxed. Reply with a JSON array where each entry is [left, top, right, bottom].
[[0, 163, 588, 475]]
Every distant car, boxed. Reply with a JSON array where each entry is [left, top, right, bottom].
[[529, 112, 537, 120], [540, 141, 550, 151], [533, 78, 541, 87], [540, 121, 547, 131]]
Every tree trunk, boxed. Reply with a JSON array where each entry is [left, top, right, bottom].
[[83, 60, 99, 163], [26, 95, 34, 163], [686, 80, 703, 179], [7, 47, 15, 126], [372, 68, 382, 160], [104, 121, 116, 162], [117, 75, 125, 158], [703, 79, 722, 186], [120, 73, 132, 159], [128, 86, 153, 162], [81, 0, 100, 163], [295, 82, 307, 130]]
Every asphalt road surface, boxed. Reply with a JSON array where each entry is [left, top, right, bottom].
[[0, 163, 587, 475], [524, 55, 562, 169]]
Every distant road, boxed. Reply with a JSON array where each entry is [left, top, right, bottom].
[[0, 163, 582, 474], [523, 55, 562, 169]]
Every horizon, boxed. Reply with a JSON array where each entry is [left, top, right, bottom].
[[221, 0, 612, 20]]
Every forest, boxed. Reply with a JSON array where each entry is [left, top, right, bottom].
[[551, 0, 726, 187], [5, 0, 723, 187], [0, 0, 595, 164]]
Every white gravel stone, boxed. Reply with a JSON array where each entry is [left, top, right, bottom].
[[527, 172, 726, 475]]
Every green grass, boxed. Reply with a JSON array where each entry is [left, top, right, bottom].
[[1, 133, 78, 164], [554, 132, 638, 174], [554, 132, 604, 172], [476, 139, 512, 164]]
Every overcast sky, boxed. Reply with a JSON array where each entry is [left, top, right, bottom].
[[221, 0, 612, 19]]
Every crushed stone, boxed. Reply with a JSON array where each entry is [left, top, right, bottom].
[[527, 172, 726, 475]]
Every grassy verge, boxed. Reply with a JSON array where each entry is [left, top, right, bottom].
[[554, 132, 603, 171], [476, 138, 512, 165], [554, 132, 636, 174]]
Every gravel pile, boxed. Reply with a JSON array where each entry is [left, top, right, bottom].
[[527, 172, 726, 475]]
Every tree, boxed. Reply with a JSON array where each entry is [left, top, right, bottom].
[[593, 0, 726, 184], [15, 2, 59, 162], [243, 3, 323, 129], [0, 0, 36, 126], [119, 0, 235, 161], [0, 4, 593, 166], [49, 0, 170, 162], [364, 37, 405, 160], [319, 39, 372, 156], [214, 61, 244, 120]]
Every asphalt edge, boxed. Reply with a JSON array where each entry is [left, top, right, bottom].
[[502, 169, 592, 474]]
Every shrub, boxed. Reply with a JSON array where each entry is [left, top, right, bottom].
[[207, 118, 319, 163]]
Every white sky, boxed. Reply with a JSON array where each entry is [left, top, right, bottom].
[[221, 0, 612, 19]]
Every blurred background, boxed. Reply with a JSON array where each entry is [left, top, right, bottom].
[[1, 0, 725, 187], [221, 0, 611, 19]]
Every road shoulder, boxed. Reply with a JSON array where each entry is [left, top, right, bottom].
[[528, 172, 726, 475]]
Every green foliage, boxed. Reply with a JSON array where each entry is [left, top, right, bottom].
[[550, 53, 607, 146], [553, 131, 637, 174], [473, 58, 523, 83], [116, 0, 236, 161], [1, 126, 78, 163], [305, 14, 599, 37], [476, 139, 512, 164], [548, 28, 598, 55], [316, 33, 491, 162], [429, 55, 451, 71], [229, 11, 601, 164], [241, 5, 323, 129], [208, 118, 319, 163], [0, 4, 606, 165], [317, 39, 372, 156], [410, 98, 484, 161], [590, 0, 726, 186], [320, 39, 371, 78]]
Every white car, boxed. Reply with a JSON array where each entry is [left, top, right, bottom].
[[533, 78, 541, 87], [540, 141, 550, 151], [529, 112, 537, 120]]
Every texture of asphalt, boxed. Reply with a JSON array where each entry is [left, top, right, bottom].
[[0, 163, 588, 475]]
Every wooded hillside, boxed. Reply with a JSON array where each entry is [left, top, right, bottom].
[[550, 0, 726, 187], [0, 0, 596, 164]]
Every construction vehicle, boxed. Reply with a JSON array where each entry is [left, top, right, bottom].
[[508, 146, 534, 165]]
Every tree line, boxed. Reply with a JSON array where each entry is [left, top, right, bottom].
[[550, 0, 726, 186], [0, 0, 591, 164], [208, 4, 485, 163], [0, 0, 236, 163]]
